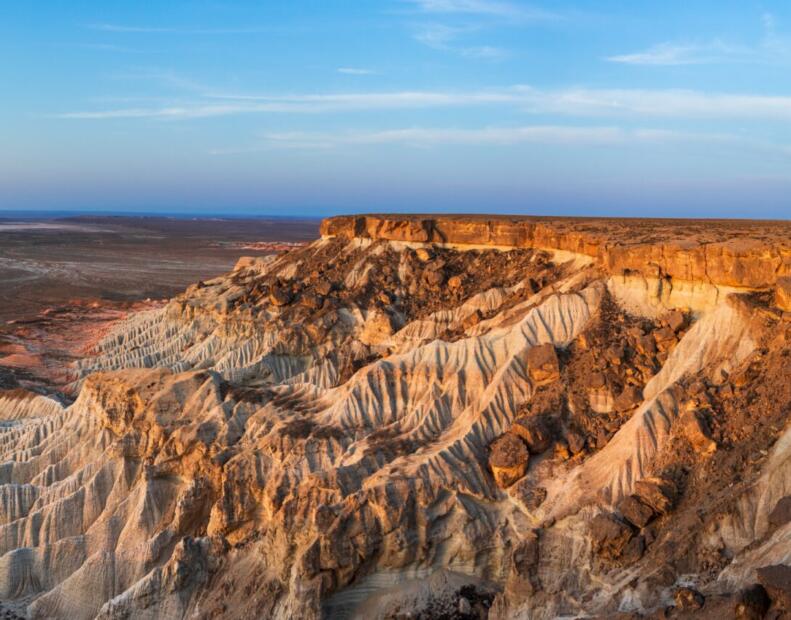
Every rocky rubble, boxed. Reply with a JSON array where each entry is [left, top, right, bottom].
[[0, 215, 790, 619]]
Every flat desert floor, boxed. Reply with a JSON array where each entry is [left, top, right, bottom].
[[0, 214, 319, 391]]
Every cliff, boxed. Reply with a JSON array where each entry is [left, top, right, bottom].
[[322, 214, 791, 290], [0, 214, 790, 619]]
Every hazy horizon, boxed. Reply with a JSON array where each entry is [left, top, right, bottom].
[[2, 1, 790, 219]]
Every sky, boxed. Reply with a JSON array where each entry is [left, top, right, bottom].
[[1, 0, 790, 219]]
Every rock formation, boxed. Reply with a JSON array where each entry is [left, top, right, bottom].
[[0, 214, 790, 619]]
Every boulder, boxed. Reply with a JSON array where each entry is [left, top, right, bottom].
[[511, 415, 554, 454], [300, 293, 323, 310], [665, 310, 687, 333], [617, 495, 656, 528], [620, 534, 645, 564], [360, 309, 399, 346], [447, 275, 463, 290], [565, 429, 586, 455], [734, 584, 770, 619], [769, 496, 791, 529], [269, 287, 293, 307], [680, 409, 717, 455], [653, 326, 678, 352], [554, 439, 571, 461], [462, 309, 484, 330], [674, 587, 705, 611], [757, 564, 791, 610], [604, 344, 625, 366], [776, 276, 791, 312], [614, 385, 643, 412], [634, 477, 677, 515], [415, 247, 432, 262], [315, 280, 333, 296], [516, 484, 547, 510], [489, 433, 529, 488], [590, 514, 633, 560], [422, 268, 445, 288], [527, 343, 560, 384], [635, 335, 657, 356]]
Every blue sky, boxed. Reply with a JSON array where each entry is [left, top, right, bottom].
[[1, 1, 790, 218]]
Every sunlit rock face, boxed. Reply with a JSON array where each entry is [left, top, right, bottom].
[[0, 214, 790, 620]]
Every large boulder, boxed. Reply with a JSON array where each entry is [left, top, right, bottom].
[[269, 287, 293, 307], [489, 433, 529, 488], [613, 385, 643, 412], [674, 587, 705, 611], [757, 564, 791, 610], [680, 408, 717, 456], [590, 514, 634, 560], [734, 584, 770, 619], [634, 477, 677, 515], [617, 495, 656, 529], [527, 343, 560, 384], [359, 309, 400, 346], [769, 496, 791, 529], [511, 415, 554, 454]]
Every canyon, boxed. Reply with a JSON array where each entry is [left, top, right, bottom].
[[0, 214, 790, 619]]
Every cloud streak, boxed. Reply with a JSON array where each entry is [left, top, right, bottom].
[[405, 0, 555, 21], [607, 12, 790, 66], [55, 86, 791, 121], [85, 23, 272, 34], [208, 125, 789, 155], [412, 23, 508, 59], [337, 67, 377, 75]]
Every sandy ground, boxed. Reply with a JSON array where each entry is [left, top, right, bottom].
[[0, 214, 318, 393]]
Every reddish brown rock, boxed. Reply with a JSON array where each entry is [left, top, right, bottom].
[[769, 497, 791, 529], [315, 280, 333, 296], [680, 409, 717, 456], [757, 564, 791, 610], [617, 495, 656, 529], [489, 433, 529, 488], [511, 415, 554, 454], [527, 343, 560, 384], [590, 514, 634, 560], [565, 429, 586, 455], [664, 310, 687, 333], [634, 477, 677, 515], [269, 287, 293, 307], [734, 584, 770, 619], [554, 439, 571, 461], [462, 309, 484, 330], [447, 275, 463, 290], [653, 327, 678, 352], [614, 385, 643, 412], [674, 587, 705, 611]]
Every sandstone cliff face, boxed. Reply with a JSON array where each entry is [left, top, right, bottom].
[[0, 216, 790, 619]]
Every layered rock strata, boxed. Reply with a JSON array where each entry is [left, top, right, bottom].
[[0, 215, 789, 619]]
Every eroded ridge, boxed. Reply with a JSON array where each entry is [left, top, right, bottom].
[[0, 217, 790, 620]]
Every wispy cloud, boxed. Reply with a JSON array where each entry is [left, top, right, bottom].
[[607, 42, 726, 66], [209, 125, 781, 154], [405, 0, 555, 21], [75, 43, 149, 54], [412, 23, 508, 59], [85, 23, 271, 34], [54, 86, 791, 121], [260, 126, 629, 147], [337, 67, 377, 75], [607, 12, 790, 66], [405, 1, 553, 59]]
